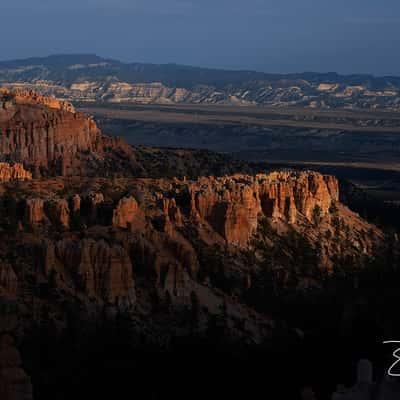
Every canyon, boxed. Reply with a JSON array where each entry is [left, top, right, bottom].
[[0, 89, 383, 321], [0, 88, 393, 400]]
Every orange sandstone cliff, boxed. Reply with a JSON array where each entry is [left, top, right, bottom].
[[188, 172, 339, 247], [0, 88, 137, 177]]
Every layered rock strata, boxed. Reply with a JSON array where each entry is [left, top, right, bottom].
[[0, 89, 135, 176]]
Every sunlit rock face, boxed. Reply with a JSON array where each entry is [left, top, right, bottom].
[[6, 168, 375, 299], [0, 88, 75, 113], [0, 88, 100, 175], [0, 163, 32, 182], [0, 88, 138, 177], [112, 196, 145, 230], [188, 172, 339, 247]]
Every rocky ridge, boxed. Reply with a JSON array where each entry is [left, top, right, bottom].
[[6, 79, 400, 110], [2, 55, 400, 109], [0, 88, 75, 112], [0, 171, 380, 307]]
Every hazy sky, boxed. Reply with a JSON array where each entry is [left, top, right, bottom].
[[2, 0, 400, 75]]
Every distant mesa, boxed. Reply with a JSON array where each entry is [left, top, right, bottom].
[[1, 54, 400, 109]]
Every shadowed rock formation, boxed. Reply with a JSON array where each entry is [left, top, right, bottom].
[[0, 335, 33, 400]]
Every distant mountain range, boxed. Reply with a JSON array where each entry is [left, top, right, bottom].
[[1, 54, 400, 109]]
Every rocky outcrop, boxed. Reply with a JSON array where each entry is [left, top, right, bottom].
[[17, 90, 75, 113], [7, 170, 375, 305], [189, 172, 339, 247], [133, 231, 199, 300], [0, 89, 139, 176], [71, 194, 81, 213], [14, 171, 373, 265], [47, 199, 70, 228], [85, 191, 104, 221], [0, 97, 101, 174], [258, 172, 338, 221], [0, 263, 18, 297], [25, 198, 70, 228], [0, 163, 32, 182], [86, 192, 104, 207], [25, 199, 45, 226], [43, 239, 136, 306], [0, 335, 33, 400], [1, 88, 75, 112], [112, 196, 145, 230], [163, 198, 183, 227], [164, 263, 191, 298], [14, 170, 367, 253]]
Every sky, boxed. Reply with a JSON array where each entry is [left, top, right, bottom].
[[1, 0, 400, 75]]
